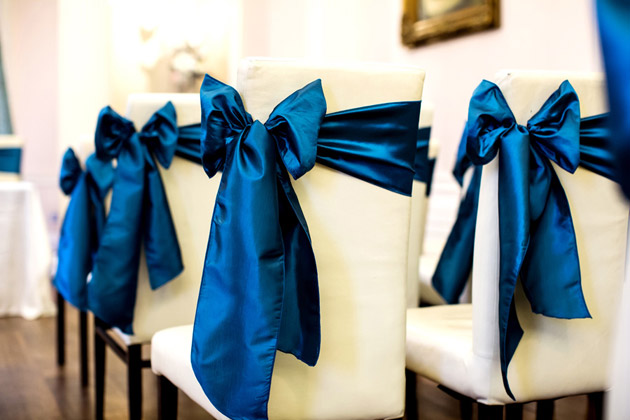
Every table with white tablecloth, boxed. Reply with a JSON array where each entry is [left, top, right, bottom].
[[0, 181, 55, 319]]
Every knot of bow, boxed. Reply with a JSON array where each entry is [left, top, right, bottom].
[[466, 80, 590, 399], [95, 103, 179, 168]]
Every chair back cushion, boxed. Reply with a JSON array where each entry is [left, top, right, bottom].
[[237, 58, 424, 420], [471, 71, 629, 403]]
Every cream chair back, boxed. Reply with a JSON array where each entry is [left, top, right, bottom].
[[471, 71, 629, 403], [119, 94, 220, 344], [237, 58, 424, 420], [407, 104, 436, 307]]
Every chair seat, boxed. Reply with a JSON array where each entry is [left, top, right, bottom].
[[406, 305, 476, 398], [152, 325, 229, 420]]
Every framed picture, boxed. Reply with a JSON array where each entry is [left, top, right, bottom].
[[402, 0, 500, 47]]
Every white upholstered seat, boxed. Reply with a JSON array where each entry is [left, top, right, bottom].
[[152, 57, 425, 420], [406, 71, 629, 410]]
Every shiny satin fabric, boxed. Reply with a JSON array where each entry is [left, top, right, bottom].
[[434, 113, 618, 307], [412, 126, 436, 195], [0, 147, 21, 173], [436, 80, 614, 400], [192, 75, 420, 420], [54, 148, 112, 310], [88, 103, 184, 334], [431, 126, 482, 303], [597, 0, 630, 198]]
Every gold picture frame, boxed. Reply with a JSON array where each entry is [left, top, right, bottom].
[[402, 0, 500, 47]]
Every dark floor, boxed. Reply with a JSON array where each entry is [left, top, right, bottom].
[[0, 302, 591, 420]]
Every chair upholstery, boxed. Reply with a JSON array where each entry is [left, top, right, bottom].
[[407, 104, 438, 308], [152, 58, 425, 420], [113, 94, 220, 345], [407, 71, 629, 405]]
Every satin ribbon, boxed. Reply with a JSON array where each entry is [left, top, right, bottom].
[[413, 126, 436, 195], [597, 0, 630, 198], [0, 147, 21, 173], [55, 149, 113, 310], [88, 103, 183, 334], [464, 80, 591, 399], [192, 75, 420, 420]]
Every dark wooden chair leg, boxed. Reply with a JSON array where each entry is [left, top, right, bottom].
[[79, 310, 88, 387], [94, 320, 106, 420], [460, 399, 473, 420], [536, 399, 554, 420], [56, 291, 65, 367], [128, 344, 143, 420], [587, 392, 604, 420], [478, 403, 504, 420], [158, 375, 179, 420], [506, 403, 523, 420], [405, 369, 418, 420]]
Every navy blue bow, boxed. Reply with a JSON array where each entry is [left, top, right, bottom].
[[88, 103, 183, 334], [467, 80, 590, 399], [191, 75, 325, 420], [55, 149, 113, 310]]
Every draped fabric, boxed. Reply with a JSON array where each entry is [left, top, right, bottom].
[[0, 147, 21, 173], [432, 114, 618, 307], [597, 0, 630, 198], [432, 126, 482, 303], [413, 126, 436, 195], [55, 149, 113, 310], [86, 103, 187, 334], [192, 75, 420, 420], [433, 80, 616, 399], [56, 104, 205, 327]]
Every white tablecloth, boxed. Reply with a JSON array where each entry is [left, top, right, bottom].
[[0, 181, 55, 319]]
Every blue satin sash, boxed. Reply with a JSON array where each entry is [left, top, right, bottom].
[[87, 103, 185, 334], [597, 0, 630, 198], [0, 147, 21, 173], [413, 126, 436, 195], [55, 149, 113, 310], [433, 80, 617, 399], [191, 75, 420, 420]]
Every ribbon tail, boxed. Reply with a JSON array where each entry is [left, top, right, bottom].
[[54, 173, 91, 311], [500, 299, 523, 400], [191, 123, 284, 420], [520, 169, 590, 319], [89, 140, 145, 334], [432, 166, 482, 303], [143, 153, 184, 290], [275, 169, 321, 366], [497, 130, 531, 401]]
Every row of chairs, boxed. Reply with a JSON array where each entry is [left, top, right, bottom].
[[54, 59, 629, 420]]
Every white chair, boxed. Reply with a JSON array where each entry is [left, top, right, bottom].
[[151, 58, 425, 420], [93, 94, 221, 420], [406, 71, 629, 419], [407, 104, 439, 308]]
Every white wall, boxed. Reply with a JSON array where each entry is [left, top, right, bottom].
[[239, 0, 604, 242], [1, 0, 60, 234]]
